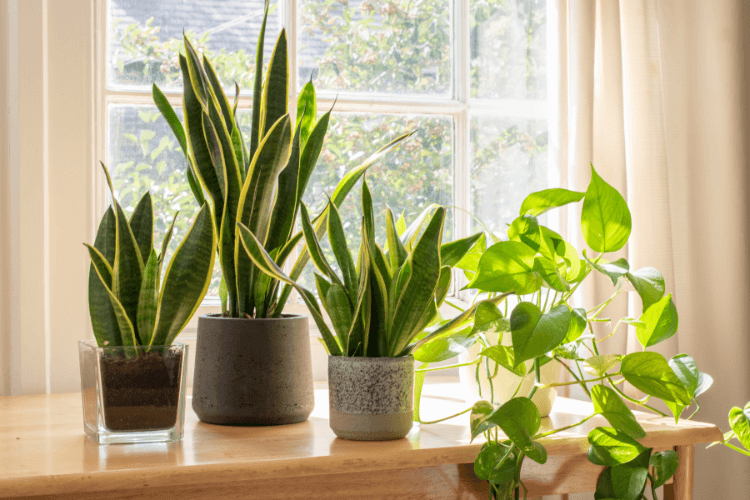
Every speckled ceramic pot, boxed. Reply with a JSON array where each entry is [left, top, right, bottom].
[[192, 314, 314, 426], [328, 355, 414, 441]]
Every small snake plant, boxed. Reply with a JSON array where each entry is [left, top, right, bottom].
[[86, 163, 216, 348], [237, 178, 487, 357], [153, 0, 412, 319]]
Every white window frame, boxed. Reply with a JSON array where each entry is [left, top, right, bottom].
[[94, 0, 554, 379]]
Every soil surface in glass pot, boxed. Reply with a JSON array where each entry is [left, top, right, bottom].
[[100, 350, 182, 431]]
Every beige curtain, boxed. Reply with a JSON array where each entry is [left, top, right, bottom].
[[556, 0, 750, 498]]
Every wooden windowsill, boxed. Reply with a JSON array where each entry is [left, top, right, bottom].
[[0, 382, 722, 499]]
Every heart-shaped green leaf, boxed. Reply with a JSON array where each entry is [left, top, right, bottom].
[[592, 385, 646, 439], [481, 345, 526, 377], [467, 241, 542, 295], [669, 354, 712, 399], [487, 397, 543, 462], [636, 294, 678, 348], [611, 449, 651, 500], [532, 257, 570, 292], [626, 267, 665, 311], [587, 427, 647, 466], [563, 307, 587, 343], [650, 450, 679, 487], [729, 402, 750, 450], [512, 303, 570, 366], [520, 188, 585, 217], [507, 215, 541, 252], [581, 165, 632, 253], [470, 400, 497, 441], [587, 257, 630, 286], [621, 352, 693, 406], [471, 301, 510, 337], [474, 442, 513, 481]]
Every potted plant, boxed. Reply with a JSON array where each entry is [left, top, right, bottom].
[[416, 165, 718, 498], [237, 178, 484, 440], [80, 163, 215, 444], [154, 1, 412, 426]]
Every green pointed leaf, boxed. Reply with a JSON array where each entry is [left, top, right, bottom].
[[249, 0, 270, 161], [626, 267, 665, 311], [507, 215, 540, 252], [467, 241, 542, 295], [512, 303, 570, 366], [137, 250, 159, 345], [152, 84, 187, 156], [151, 204, 216, 346], [520, 188, 585, 217], [595, 467, 617, 500], [219, 276, 228, 316], [389, 207, 445, 356], [586, 256, 629, 286], [260, 29, 288, 137], [273, 130, 417, 317], [159, 212, 178, 265], [668, 354, 711, 398], [297, 81, 317, 150], [592, 385, 646, 439], [183, 36, 210, 108], [480, 345, 526, 376], [236, 221, 342, 356], [202, 55, 235, 131], [179, 55, 223, 205], [413, 327, 474, 363], [87, 208, 120, 346], [347, 240, 371, 355], [129, 192, 153, 265], [296, 106, 331, 204], [650, 450, 679, 487], [455, 232, 486, 281], [563, 307, 587, 343], [729, 402, 750, 450], [326, 283, 353, 341], [85, 244, 137, 347], [440, 233, 484, 268], [581, 165, 632, 253], [299, 203, 342, 286], [265, 111, 304, 254], [636, 293, 678, 348], [328, 201, 358, 298], [386, 207, 408, 272], [621, 352, 693, 405], [587, 427, 647, 466]]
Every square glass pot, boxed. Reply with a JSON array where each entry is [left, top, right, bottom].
[[78, 340, 188, 444]]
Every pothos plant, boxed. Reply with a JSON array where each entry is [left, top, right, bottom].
[[154, 0, 412, 319], [237, 177, 494, 357], [415, 165, 718, 499]]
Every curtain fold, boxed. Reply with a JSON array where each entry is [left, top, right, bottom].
[[560, 0, 750, 497]]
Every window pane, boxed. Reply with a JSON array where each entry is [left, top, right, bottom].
[[470, 116, 548, 235], [108, 104, 221, 296], [108, 0, 279, 91], [299, 0, 452, 96], [299, 113, 453, 292], [470, 0, 546, 99]]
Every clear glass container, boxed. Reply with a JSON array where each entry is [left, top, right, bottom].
[[78, 340, 188, 444]]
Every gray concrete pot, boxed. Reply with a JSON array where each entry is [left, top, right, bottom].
[[192, 314, 314, 426], [328, 355, 414, 441]]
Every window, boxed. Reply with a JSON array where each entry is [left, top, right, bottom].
[[102, 0, 552, 305]]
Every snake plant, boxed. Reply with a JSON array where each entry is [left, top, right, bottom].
[[153, 0, 412, 318], [86, 163, 216, 347], [237, 178, 484, 357]]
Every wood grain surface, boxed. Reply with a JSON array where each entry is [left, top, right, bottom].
[[0, 384, 722, 499]]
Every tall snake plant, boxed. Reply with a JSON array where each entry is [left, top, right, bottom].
[[86, 163, 216, 348], [237, 178, 492, 357], [153, 0, 412, 318]]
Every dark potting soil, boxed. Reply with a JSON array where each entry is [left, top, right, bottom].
[[100, 349, 183, 431]]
